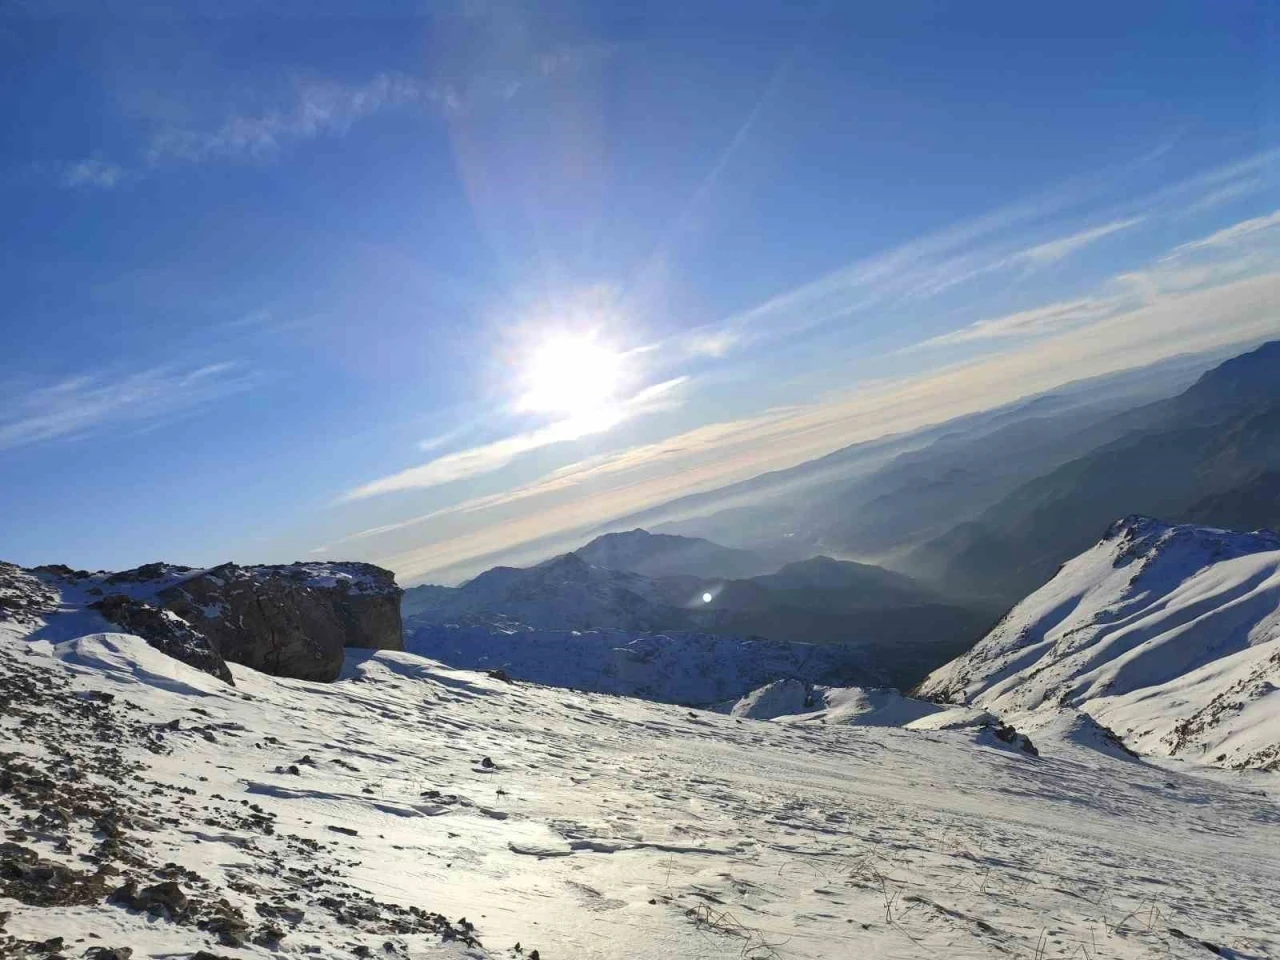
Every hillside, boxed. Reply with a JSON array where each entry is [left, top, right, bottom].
[[3, 606, 1278, 959], [919, 516, 1280, 771]]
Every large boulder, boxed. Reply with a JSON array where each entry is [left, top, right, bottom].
[[157, 562, 403, 682]]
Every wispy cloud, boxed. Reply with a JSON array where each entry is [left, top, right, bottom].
[[1169, 209, 1280, 255], [57, 44, 614, 185], [145, 73, 432, 165], [917, 204, 1280, 350], [914, 297, 1127, 349], [61, 157, 125, 189], [660, 151, 1276, 365], [340, 377, 688, 502], [694, 206, 1146, 359], [0, 363, 252, 452], [1010, 217, 1142, 266]]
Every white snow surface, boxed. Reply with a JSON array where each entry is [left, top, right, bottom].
[[3, 617, 1280, 960], [407, 625, 869, 705], [726, 682, 944, 727], [919, 516, 1280, 771]]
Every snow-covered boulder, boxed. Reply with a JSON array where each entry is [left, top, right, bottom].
[[730, 679, 811, 718]]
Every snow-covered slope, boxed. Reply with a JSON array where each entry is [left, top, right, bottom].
[[920, 516, 1280, 771], [406, 624, 877, 705], [4, 615, 1279, 959]]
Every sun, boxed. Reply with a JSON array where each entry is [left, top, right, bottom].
[[517, 335, 624, 419]]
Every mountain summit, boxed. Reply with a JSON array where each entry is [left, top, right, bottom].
[[575, 529, 779, 579]]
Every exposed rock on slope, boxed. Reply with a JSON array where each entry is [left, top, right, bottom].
[[90, 593, 233, 685], [919, 516, 1280, 770], [1, 560, 402, 683], [158, 562, 403, 681]]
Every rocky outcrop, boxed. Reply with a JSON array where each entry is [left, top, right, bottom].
[[3, 560, 403, 684], [89, 594, 234, 685], [157, 563, 403, 682], [0, 563, 58, 627]]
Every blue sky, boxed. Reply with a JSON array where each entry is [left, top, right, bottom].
[[1, 1, 1278, 583]]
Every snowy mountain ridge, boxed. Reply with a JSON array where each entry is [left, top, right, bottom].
[[919, 516, 1280, 771]]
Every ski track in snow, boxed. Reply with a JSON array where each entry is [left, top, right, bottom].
[[2, 626, 1277, 960]]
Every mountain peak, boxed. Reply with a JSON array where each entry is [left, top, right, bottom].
[[575, 529, 776, 580], [1181, 339, 1280, 407]]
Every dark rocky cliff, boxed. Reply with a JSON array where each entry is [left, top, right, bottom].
[[1, 560, 403, 684]]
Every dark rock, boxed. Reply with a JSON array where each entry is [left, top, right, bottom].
[[104, 563, 193, 584], [90, 595, 233, 686], [110, 879, 191, 919], [0, 843, 115, 907], [252, 924, 285, 947], [991, 723, 1039, 756], [83, 948, 133, 960], [157, 562, 402, 682]]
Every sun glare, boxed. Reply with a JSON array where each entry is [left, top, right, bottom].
[[517, 335, 624, 420]]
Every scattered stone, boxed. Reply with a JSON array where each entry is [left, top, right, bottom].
[[110, 879, 191, 919]]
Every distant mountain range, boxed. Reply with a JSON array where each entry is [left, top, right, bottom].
[[593, 342, 1279, 610], [604, 349, 1226, 556], [906, 340, 1280, 603], [399, 340, 1280, 727], [402, 529, 991, 689]]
